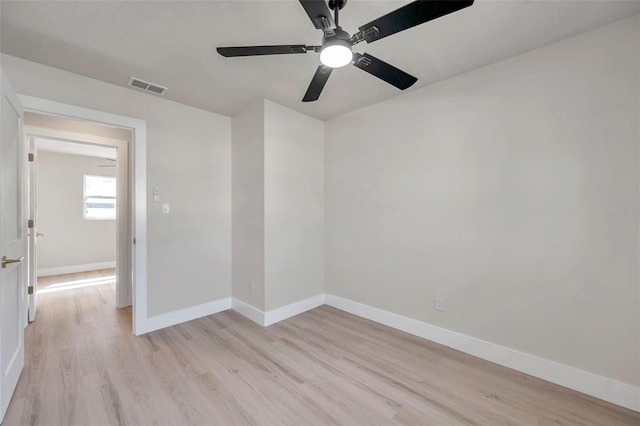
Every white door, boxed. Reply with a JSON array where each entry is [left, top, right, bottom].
[[27, 137, 37, 322], [0, 70, 25, 422]]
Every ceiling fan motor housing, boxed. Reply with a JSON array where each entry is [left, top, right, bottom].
[[328, 0, 347, 11], [322, 27, 351, 46]]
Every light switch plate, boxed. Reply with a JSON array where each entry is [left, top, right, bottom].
[[162, 203, 170, 214]]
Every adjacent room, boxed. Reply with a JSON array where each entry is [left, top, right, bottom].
[[23, 112, 133, 316], [0, 1, 638, 424], [33, 142, 118, 302]]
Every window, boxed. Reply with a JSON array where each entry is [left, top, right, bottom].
[[83, 175, 116, 220]]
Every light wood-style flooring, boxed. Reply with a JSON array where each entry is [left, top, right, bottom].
[[3, 270, 639, 425]]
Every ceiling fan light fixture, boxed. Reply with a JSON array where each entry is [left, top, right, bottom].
[[217, 0, 474, 101], [320, 40, 352, 68]]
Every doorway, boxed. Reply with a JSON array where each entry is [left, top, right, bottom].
[[25, 113, 132, 319], [17, 95, 148, 336], [31, 134, 124, 310]]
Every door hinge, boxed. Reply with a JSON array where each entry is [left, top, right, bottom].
[[27, 219, 34, 229], [28, 153, 34, 162], [28, 285, 34, 295]]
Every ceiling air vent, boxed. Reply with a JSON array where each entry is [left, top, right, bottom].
[[128, 77, 168, 95]]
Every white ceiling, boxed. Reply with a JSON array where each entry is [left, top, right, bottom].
[[2, 1, 639, 120]]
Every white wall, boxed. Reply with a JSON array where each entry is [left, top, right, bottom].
[[232, 100, 324, 312], [232, 100, 265, 310], [2, 54, 232, 317], [325, 15, 640, 387], [36, 151, 116, 272], [264, 100, 324, 310]]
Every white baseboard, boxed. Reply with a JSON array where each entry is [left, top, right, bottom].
[[138, 294, 325, 336], [324, 294, 640, 412], [231, 298, 265, 326], [138, 297, 231, 335], [264, 294, 326, 326], [37, 261, 116, 277], [231, 294, 326, 327]]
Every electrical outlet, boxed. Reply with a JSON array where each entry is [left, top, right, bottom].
[[250, 282, 255, 295], [435, 296, 444, 312], [153, 187, 160, 202]]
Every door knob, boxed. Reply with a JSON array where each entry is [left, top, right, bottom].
[[2, 256, 24, 269], [36, 232, 44, 237]]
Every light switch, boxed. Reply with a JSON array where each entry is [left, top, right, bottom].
[[153, 187, 160, 202], [162, 203, 170, 214]]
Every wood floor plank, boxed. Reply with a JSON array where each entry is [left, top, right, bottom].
[[3, 269, 639, 425]]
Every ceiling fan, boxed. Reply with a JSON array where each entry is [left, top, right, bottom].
[[217, 0, 474, 102]]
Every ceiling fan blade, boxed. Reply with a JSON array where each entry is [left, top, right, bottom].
[[358, 0, 473, 43], [302, 65, 333, 102], [298, 0, 336, 32], [353, 53, 417, 90], [217, 45, 311, 57]]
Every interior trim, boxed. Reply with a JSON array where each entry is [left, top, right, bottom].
[[18, 94, 148, 336]]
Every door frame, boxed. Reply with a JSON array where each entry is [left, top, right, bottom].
[[26, 135, 36, 322], [18, 95, 148, 336], [27, 129, 129, 310]]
